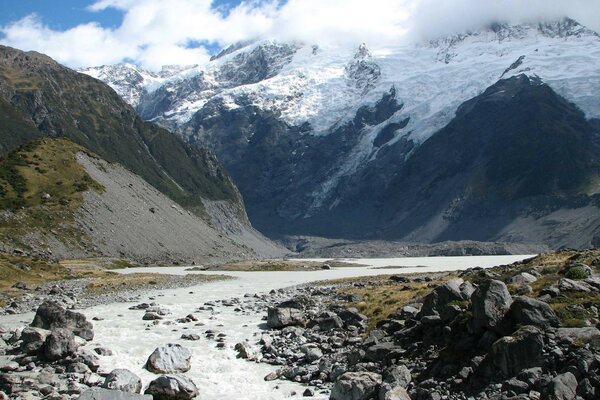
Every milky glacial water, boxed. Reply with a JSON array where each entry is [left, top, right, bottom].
[[0, 255, 533, 399]]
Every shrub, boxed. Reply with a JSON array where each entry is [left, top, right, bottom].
[[565, 266, 589, 280]]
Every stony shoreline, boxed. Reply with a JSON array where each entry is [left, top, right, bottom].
[[1, 273, 232, 316]]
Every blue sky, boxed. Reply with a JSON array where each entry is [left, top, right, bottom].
[[0, 0, 245, 31], [0, 0, 598, 70]]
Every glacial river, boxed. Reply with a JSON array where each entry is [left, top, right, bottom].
[[1, 255, 533, 399]]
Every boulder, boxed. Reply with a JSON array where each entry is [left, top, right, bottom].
[[365, 343, 403, 363], [478, 325, 544, 379], [267, 307, 306, 329], [544, 372, 578, 400], [559, 279, 594, 293], [331, 372, 382, 400], [234, 342, 254, 359], [300, 344, 323, 362], [102, 369, 142, 394], [420, 279, 466, 317], [77, 388, 151, 400], [277, 296, 314, 309], [510, 272, 538, 284], [384, 365, 411, 389], [145, 375, 198, 400], [146, 344, 192, 374], [471, 280, 512, 334], [555, 327, 600, 343], [43, 328, 79, 361], [379, 386, 411, 400], [502, 296, 559, 332], [31, 301, 94, 341], [20, 327, 50, 354], [314, 313, 344, 331], [337, 308, 368, 329]]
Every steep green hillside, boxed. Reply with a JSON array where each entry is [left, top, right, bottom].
[[0, 138, 103, 249], [0, 45, 238, 214]]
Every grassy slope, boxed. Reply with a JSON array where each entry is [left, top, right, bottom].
[[0, 138, 104, 249]]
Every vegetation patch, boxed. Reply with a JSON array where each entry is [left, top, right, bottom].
[[84, 272, 231, 296], [0, 138, 104, 249], [330, 275, 447, 331]]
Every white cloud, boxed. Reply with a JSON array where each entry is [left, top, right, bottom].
[[1, 0, 599, 70]]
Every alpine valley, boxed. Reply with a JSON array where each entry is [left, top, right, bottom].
[[82, 18, 600, 250]]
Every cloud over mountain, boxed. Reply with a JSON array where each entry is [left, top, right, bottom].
[[1, 0, 599, 70]]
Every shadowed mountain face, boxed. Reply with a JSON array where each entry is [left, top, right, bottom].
[[183, 74, 600, 248], [0, 45, 238, 213], [378, 75, 600, 242]]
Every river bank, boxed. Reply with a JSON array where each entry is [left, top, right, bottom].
[[0, 254, 536, 400]]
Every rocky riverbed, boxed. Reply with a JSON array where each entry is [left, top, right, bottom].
[[1, 251, 599, 400], [249, 250, 600, 400]]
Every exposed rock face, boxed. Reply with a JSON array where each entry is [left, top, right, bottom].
[[146, 344, 192, 374], [471, 280, 513, 334], [267, 307, 306, 328], [31, 301, 94, 341], [144, 375, 198, 400], [330, 372, 382, 400], [102, 369, 143, 394]]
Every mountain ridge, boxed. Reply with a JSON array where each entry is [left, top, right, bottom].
[[0, 45, 284, 261]]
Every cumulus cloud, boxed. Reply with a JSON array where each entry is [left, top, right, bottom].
[[1, 0, 599, 70]]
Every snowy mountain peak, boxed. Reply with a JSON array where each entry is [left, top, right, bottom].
[[355, 43, 372, 59]]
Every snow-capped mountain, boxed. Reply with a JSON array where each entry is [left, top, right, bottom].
[[82, 18, 600, 248]]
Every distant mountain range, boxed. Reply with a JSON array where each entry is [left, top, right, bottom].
[[81, 18, 600, 249]]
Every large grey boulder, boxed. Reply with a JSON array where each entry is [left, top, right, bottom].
[[102, 369, 142, 394], [503, 296, 559, 332], [146, 344, 192, 374], [44, 328, 79, 361], [379, 365, 412, 400], [145, 375, 198, 400], [545, 372, 578, 400], [78, 388, 151, 400], [471, 280, 512, 334], [31, 301, 94, 341], [300, 344, 323, 362], [420, 279, 466, 318], [559, 279, 594, 293], [510, 272, 537, 284], [20, 327, 50, 354], [384, 365, 411, 389], [331, 372, 382, 400], [478, 325, 544, 379], [267, 307, 306, 329]]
